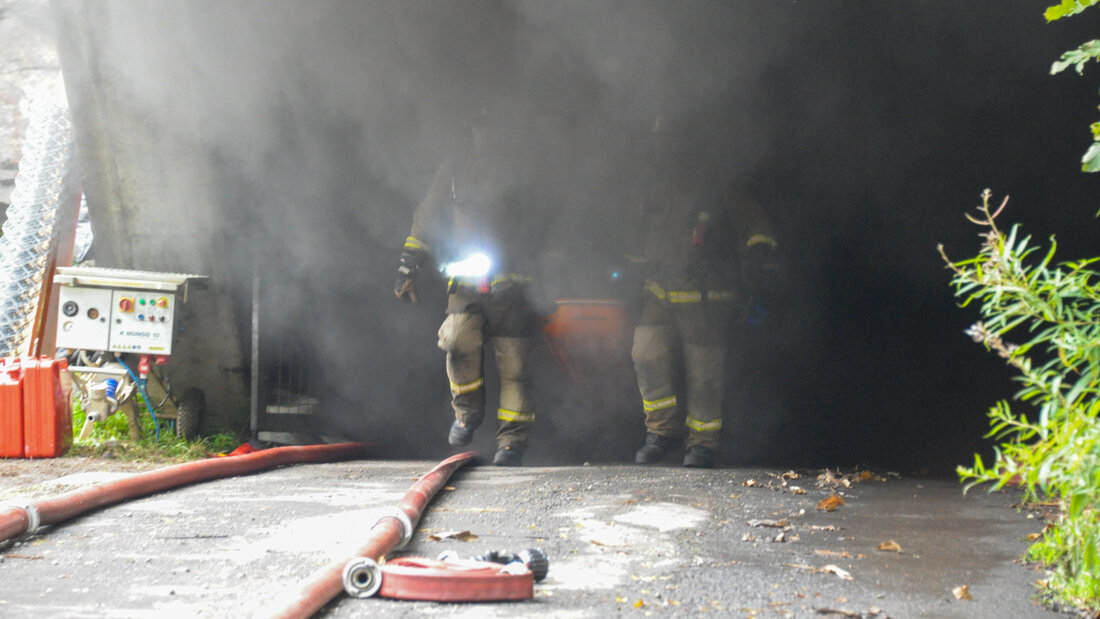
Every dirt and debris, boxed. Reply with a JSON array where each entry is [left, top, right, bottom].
[[0, 455, 162, 500]]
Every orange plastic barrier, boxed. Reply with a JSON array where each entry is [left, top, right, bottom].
[[0, 358, 24, 458], [542, 299, 633, 389], [21, 357, 72, 458]]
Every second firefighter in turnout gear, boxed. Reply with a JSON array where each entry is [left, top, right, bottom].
[[629, 116, 778, 468], [395, 111, 539, 467]]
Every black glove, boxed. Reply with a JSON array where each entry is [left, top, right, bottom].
[[741, 243, 777, 299], [395, 250, 424, 303]]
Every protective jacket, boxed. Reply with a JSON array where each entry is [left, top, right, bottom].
[[634, 172, 776, 308], [405, 157, 535, 312]]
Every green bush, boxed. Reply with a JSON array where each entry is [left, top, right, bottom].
[[940, 189, 1100, 613]]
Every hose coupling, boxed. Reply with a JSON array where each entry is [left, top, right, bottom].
[[3, 502, 40, 538], [341, 556, 382, 598], [375, 509, 414, 549]]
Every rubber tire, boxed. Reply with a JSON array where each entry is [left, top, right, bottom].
[[176, 387, 205, 440]]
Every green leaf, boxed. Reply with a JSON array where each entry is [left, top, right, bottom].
[[1082, 141, 1100, 172], [1046, 0, 1100, 22], [1051, 43, 1100, 75]]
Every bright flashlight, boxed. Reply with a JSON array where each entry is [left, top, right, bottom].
[[443, 253, 492, 278]]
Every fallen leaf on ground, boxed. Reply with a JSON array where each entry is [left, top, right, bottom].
[[427, 530, 478, 542], [634, 599, 645, 608], [953, 585, 972, 600], [785, 563, 853, 580], [743, 479, 758, 487], [817, 495, 845, 511], [784, 562, 817, 572], [748, 518, 790, 528], [815, 549, 853, 559], [821, 564, 854, 580], [815, 608, 859, 617], [816, 469, 852, 488], [443, 486, 456, 491], [858, 471, 873, 481], [877, 540, 902, 552]]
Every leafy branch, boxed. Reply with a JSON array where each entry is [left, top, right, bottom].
[[942, 189, 1100, 611], [1047, 1, 1100, 170]]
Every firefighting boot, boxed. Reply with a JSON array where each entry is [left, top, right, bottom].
[[634, 432, 679, 464], [448, 420, 475, 447], [683, 445, 717, 469], [492, 445, 524, 467]]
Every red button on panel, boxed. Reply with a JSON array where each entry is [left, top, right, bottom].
[[118, 298, 134, 312]]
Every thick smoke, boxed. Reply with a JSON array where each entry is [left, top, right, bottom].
[[51, 1, 1100, 471]]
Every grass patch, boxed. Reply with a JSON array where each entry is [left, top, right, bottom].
[[70, 392, 242, 463]]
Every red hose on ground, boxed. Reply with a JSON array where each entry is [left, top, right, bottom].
[[376, 557, 533, 601], [0, 442, 365, 544], [266, 450, 478, 619]]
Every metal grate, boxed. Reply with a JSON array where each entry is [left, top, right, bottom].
[[251, 270, 322, 445]]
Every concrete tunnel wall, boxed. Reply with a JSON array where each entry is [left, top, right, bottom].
[[52, 2, 251, 433]]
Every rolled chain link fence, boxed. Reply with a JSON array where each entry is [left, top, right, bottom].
[[0, 89, 77, 357]]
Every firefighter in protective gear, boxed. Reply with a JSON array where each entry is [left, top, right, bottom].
[[394, 112, 538, 467], [629, 117, 778, 468]]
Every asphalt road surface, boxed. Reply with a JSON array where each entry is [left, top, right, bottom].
[[0, 456, 1069, 618]]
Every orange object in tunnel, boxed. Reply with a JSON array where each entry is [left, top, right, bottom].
[[542, 298, 633, 389]]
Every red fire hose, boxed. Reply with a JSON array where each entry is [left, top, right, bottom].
[[0, 442, 365, 543], [265, 450, 478, 619]]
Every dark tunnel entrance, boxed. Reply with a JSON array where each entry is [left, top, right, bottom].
[[51, 1, 1100, 474]]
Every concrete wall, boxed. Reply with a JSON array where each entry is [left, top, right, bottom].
[[53, 2, 249, 432]]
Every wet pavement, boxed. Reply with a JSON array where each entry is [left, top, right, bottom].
[[0, 457, 1068, 618]]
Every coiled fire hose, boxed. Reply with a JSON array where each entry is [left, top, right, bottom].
[[342, 548, 549, 602], [0, 442, 365, 543], [265, 450, 478, 618]]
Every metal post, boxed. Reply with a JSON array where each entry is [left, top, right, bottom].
[[250, 266, 260, 440]]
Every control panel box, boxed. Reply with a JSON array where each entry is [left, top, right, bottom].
[[53, 267, 204, 356], [108, 291, 175, 353]]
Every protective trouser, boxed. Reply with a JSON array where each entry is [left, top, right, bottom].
[[630, 294, 732, 451], [436, 286, 536, 449]]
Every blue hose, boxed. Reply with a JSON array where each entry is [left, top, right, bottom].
[[117, 357, 160, 442]]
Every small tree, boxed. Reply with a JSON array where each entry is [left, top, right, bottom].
[[941, 190, 1100, 612]]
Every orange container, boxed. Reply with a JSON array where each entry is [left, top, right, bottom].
[[22, 356, 72, 458], [542, 298, 633, 388], [0, 358, 24, 458]]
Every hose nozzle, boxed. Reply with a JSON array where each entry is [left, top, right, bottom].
[[477, 548, 549, 582]]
